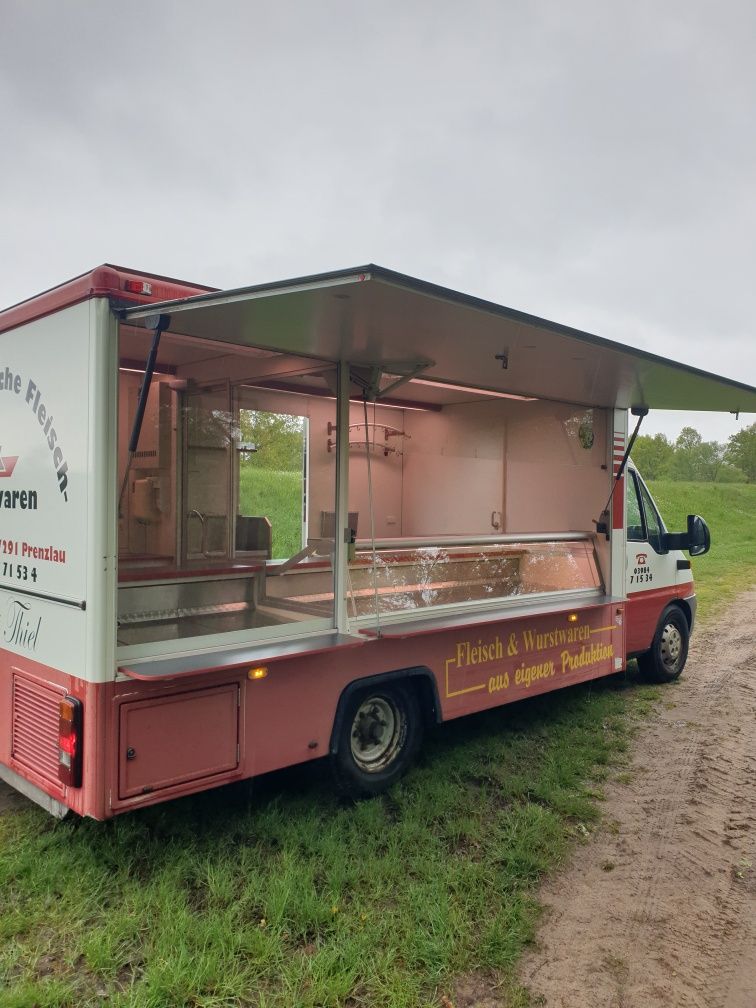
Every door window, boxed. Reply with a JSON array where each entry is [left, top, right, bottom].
[[626, 471, 665, 553], [626, 472, 645, 541], [637, 478, 665, 554]]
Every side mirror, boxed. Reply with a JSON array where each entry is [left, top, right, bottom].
[[661, 514, 711, 556], [687, 514, 711, 557]]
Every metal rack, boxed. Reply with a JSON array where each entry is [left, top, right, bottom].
[[326, 421, 410, 456]]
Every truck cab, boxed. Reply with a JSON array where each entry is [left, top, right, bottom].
[[624, 461, 710, 680]]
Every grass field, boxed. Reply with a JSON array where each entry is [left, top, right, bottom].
[[648, 480, 756, 618], [1, 482, 754, 1007]]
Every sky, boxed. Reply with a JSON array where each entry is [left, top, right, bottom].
[[1, 0, 754, 444]]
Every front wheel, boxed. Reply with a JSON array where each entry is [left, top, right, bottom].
[[331, 682, 422, 799], [638, 605, 690, 683]]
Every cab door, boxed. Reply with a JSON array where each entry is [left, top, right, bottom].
[[624, 467, 680, 655]]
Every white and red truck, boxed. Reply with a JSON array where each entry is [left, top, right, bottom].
[[0, 264, 752, 818]]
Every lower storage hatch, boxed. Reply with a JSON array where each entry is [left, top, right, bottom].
[[118, 683, 239, 799]]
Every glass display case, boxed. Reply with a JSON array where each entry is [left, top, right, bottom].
[[346, 536, 602, 620]]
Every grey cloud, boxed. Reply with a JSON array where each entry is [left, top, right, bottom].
[[0, 0, 753, 444]]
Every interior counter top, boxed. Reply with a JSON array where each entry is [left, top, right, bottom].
[[118, 561, 264, 584]]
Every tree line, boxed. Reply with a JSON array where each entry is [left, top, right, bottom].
[[632, 422, 756, 483]]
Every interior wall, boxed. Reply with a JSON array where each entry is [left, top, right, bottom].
[[401, 398, 610, 536], [402, 400, 508, 536], [346, 401, 405, 539], [504, 401, 608, 532]]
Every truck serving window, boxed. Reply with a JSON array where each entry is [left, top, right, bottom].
[[345, 392, 608, 623], [117, 326, 338, 650]]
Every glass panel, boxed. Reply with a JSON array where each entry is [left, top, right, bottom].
[[626, 473, 645, 541], [638, 479, 665, 553], [184, 383, 233, 562], [117, 328, 337, 647], [348, 539, 602, 619]]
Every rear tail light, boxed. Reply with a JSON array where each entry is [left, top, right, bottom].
[[124, 279, 153, 295], [58, 696, 83, 787]]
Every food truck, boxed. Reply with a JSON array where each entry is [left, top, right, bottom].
[[0, 264, 754, 819]]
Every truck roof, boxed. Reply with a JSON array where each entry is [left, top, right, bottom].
[[123, 263, 756, 414], [0, 264, 216, 335], [3, 262, 755, 413]]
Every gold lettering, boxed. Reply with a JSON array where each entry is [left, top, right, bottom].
[[488, 672, 510, 694], [514, 659, 555, 688], [561, 642, 615, 674], [522, 623, 593, 652], [453, 635, 507, 671]]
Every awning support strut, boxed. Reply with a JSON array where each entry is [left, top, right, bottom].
[[594, 406, 649, 537], [349, 359, 434, 401], [118, 313, 171, 517]]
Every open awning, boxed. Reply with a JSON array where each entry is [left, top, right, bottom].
[[122, 265, 756, 413]]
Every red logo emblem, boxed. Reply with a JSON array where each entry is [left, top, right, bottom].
[[0, 448, 19, 477], [636, 552, 648, 564]]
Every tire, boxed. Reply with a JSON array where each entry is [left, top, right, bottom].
[[637, 605, 689, 683], [331, 682, 423, 799]]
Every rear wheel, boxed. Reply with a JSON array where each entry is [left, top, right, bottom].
[[331, 682, 422, 798], [638, 605, 689, 683]]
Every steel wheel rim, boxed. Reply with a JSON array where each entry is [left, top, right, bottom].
[[660, 622, 683, 672], [350, 696, 403, 772]]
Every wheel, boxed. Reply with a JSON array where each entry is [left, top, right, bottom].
[[331, 682, 422, 799], [637, 605, 689, 683]]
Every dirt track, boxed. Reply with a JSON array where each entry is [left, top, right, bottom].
[[520, 591, 756, 1008]]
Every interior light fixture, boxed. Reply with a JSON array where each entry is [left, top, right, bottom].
[[119, 366, 170, 375], [240, 381, 437, 411], [409, 378, 537, 401]]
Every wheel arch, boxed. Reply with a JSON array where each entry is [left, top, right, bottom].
[[629, 597, 694, 660], [637, 599, 691, 683], [329, 667, 441, 755], [673, 596, 693, 631]]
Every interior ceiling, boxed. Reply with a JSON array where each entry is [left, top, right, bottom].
[[119, 325, 496, 407], [120, 325, 277, 369], [121, 266, 756, 413]]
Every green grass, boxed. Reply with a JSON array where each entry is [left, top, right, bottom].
[[1, 482, 754, 1007], [0, 683, 652, 1008], [238, 467, 303, 559], [648, 480, 756, 618]]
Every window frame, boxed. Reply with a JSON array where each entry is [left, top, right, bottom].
[[627, 469, 668, 555], [626, 470, 647, 543]]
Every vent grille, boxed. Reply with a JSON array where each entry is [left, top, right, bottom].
[[11, 676, 64, 785]]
